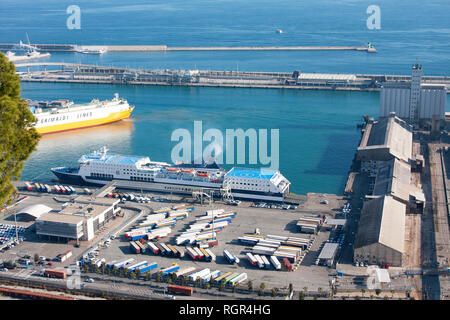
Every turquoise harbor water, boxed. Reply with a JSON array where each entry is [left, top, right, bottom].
[[1, 0, 449, 194]]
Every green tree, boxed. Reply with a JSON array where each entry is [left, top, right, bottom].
[[375, 288, 381, 296], [288, 283, 293, 295], [0, 52, 40, 206], [33, 253, 39, 264], [218, 280, 225, 292], [205, 283, 211, 290], [361, 288, 366, 297], [271, 287, 279, 297], [247, 280, 253, 292]]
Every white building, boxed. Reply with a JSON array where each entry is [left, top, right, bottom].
[[380, 64, 447, 123]]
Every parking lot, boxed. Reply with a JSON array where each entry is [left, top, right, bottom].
[[94, 193, 345, 292]]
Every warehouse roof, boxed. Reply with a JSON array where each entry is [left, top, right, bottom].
[[17, 204, 53, 220], [59, 202, 111, 219], [318, 243, 339, 260], [354, 196, 405, 254], [74, 195, 120, 206], [326, 219, 347, 226], [357, 114, 412, 163], [37, 212, 84, 225], [373, 158, 411, 202]]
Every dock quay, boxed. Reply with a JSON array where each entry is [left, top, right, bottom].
[[15, 62, 450, 92], [0, 43, 377, 53]]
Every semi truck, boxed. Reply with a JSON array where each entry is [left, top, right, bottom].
[[160, 263, 180, 276], [137, 262, 157, 273], [168, 284, 193, 296], [41, 269, 66, 279], [223, 250, 236, 264]]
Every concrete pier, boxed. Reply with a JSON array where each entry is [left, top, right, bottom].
[[14, 62, 450, 93], [0, 43, 377, 53]]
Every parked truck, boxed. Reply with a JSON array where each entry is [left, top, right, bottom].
[[168, 284, 193, 296], [160, 263, 180, 276], [41, 269, 66, 279], [137, 262, 157, 274]]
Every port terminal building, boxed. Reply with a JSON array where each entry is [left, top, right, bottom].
[[35, 196, 120, 242]]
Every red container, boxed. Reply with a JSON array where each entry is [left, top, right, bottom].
[[168, 284, 193, 296], [207, 240, 218, 247], [282, 258, 292, 272], [44, 269, 67, 279]]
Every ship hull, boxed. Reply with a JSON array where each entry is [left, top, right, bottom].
[[36, 108, 133, 134]]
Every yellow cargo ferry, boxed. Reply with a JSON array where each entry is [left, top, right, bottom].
[[28, 93, 134, 134]]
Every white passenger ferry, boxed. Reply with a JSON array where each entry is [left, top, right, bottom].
[[51, 147, 291, 202]]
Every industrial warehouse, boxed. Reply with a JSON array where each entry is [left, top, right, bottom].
[[35, 196, 121, 241]]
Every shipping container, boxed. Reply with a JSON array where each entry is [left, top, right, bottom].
[[160, 263, 180, 276], [214, 271, 232, 284], [168, 284, 193, 296], [189, 268, 210, 282], [246, 252, 258, 266], [166, 244, 179, 256], [199, 248, 211, 261], [270, 256, 281, 270], [223, 250, 236, 264], [175, 267, 196, 277], [147, 242, 160, 254], [113, 258, 135, 269], [260, 255, 271, 269], [43, 269, 66, 279], [253, 254, 265, 269], [160, 243, 172, 256], [282, 258, 292, 272], [194, 247, 205, 260], [186, 247, 198, 260], [223, 272, 240, 284], [229, 273, 247, 286], [204, 248, 216, 262], [206, 270, 221, 282], [137, 262, 158, 273], [155, 243, 166, 255], [127, 261, 148, 271], [136, 241, 147, 253]]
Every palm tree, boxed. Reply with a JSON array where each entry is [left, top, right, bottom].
[[247, 280, 253, 292], [390, 290, 395, 299], [360, 288, 366, 298], [303, 286, 308, 298]]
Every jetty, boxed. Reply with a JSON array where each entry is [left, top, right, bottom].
[[0, 43, 377, 53], [14, 62, 450, 93]]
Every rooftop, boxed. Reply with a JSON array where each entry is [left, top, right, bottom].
[[357, 115, 413, 163], [37, 212, 84, 225], [318, 243, 339, 260], [372, 158, 412, 202], [225, 167, 277, 180], [354, 195, 406, 254]]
